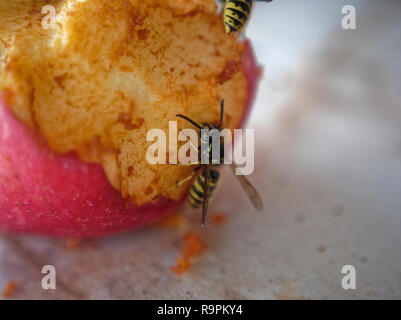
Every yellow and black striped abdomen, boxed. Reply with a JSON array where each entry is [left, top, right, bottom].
[[224, 0, 253, 34], [188, 169, 220, 208]]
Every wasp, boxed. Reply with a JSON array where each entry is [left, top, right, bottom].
[[223, 0, 273, 35], [173, 99, 263, 227]]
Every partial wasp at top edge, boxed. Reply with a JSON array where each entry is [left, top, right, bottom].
[[220, 0, 273, 35]]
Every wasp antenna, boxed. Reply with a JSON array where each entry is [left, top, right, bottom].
[[176, 114, 202, 129]]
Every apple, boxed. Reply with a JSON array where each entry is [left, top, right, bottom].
[[0, 41, 259, 238]]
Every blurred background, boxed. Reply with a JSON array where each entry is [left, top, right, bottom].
[[1, 0, 400, 299]]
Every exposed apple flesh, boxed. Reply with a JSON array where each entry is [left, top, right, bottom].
[[0, 42, 259, 238]]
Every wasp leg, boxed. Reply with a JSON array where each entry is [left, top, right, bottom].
[[174, 166, 201, 188], [151, 166, 202, 200]]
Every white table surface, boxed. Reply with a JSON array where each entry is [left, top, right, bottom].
[[1, 0, 400, 299]]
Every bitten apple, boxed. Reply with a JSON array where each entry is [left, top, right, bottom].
[[0, 0, 260, 238]]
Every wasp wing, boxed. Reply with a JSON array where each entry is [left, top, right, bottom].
[[230, 164, 264, 212]]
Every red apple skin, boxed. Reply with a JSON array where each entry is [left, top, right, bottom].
[[0, 41, 260, 238]]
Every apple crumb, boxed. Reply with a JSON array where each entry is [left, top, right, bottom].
[[171, 232, 207, 276], [65, 238, 81, 250], [2, 281, 18, 299], [211, 212, 227, 225], [156, 212, 187, 229]]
